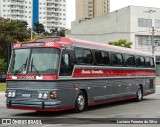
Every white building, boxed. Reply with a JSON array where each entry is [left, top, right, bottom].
[[71, 5, 160, 58], [0, 0, 66, 31]]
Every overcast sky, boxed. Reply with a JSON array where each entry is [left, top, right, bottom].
[[66, 0, 160, 28]]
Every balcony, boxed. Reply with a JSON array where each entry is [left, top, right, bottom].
[[46, 3, 53, 6], [46, 0, 53, 4], [46, 9, 53, 12], [10, 11, 24, 15], [10, 1, 25, 6]]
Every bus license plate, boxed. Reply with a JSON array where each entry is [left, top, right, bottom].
[[22, 93, 31, 98]]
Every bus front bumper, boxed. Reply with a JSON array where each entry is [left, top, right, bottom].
[[6, 99, 63, 111]]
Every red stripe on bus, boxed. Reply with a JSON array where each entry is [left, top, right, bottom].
[[73, 69, 156, 77], [7, 106, 75, 112]]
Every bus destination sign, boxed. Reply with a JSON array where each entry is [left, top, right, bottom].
[[22, 43, 44, 47]]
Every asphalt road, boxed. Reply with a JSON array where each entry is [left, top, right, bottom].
[[0, 86, 160, 127]]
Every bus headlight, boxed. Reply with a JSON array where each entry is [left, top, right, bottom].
[[8, 91, 12, 97], [38, 93, 43, 99], [7, 90, 16, 98], [38, 92, 48, 99], [43, 93, 48, 99], [11, 91, 16, 97]]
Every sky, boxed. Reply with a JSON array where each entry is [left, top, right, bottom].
[[66, 0, 160, 29]]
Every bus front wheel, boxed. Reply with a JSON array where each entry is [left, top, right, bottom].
[[75, 91, 86, 112], [136, 86, 143, 101]]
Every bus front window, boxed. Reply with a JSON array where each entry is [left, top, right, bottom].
[[8, 48, 60, 75], [8, 49, 30, 74], [28, 48, 60, 74]]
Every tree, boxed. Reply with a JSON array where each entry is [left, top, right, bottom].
[[57, 27, 68, 37], [0, 18, 30, 71], [50, 27, 68, 37], [108, 39, 132, 48], [33, 22, 45, 36]]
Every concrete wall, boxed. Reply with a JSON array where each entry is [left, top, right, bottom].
[[71, 5, 160, 57], [72, 6, 131, 44]]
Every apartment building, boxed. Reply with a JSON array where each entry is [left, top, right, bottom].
[[76, 0, 110, 20], [0, 0, 66, 31]]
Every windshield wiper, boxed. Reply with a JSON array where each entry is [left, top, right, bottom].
[[14, 57, 28, 76], [31, 58, 41, 76]]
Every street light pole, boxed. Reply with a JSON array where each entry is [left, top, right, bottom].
[[152, 27, 155, 56], [144, 9, 156, 55]]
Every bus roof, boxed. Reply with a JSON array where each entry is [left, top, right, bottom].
[[26, 37, 153, 57], [42, 37, 152, 57]]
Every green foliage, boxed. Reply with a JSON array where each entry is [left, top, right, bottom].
[[50, 27, 68, 37], [0, 59, 7, 74], [108, 39, 132, 48], [0, 83, 6, 91], [0, 18, 30, 71], [33, 22, 45, 35]]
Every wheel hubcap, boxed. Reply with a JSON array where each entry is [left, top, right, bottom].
[[77, 95, 85, 110]]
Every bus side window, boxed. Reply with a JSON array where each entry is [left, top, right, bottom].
[[136, 56, 141, 67], [75, 48, 93, 65], [94, 51, 110, 65], [59, 51, 74, 76], [124, 54, 135, 67], [146, 57, 155, 68], [145, 57, 151, 67], [111, 53, 123, 66], [136, 56, 145, 67], [150, 58, 155, 68]]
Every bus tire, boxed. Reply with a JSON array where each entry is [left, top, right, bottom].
[[75, 91, 86, 113], [136, 86, 143, 102]]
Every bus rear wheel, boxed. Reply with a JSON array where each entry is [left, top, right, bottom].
[[75, 91, 86, 112], [136, 86, 143, 101]]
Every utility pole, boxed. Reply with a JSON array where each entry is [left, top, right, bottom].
[[151, 27, 155, 56], [144, 9, 156, 45]]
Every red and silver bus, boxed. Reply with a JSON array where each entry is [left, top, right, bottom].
[[6, 37, 156, 112]]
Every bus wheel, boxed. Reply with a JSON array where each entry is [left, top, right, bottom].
[[75, 91, 86, 112], [136, 86, 143, 101]]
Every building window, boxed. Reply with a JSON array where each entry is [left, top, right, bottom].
[[156, 56, 160, 64], [138, 18, 152, 27], [155, 19, 160, 28], [137, 35, 150, 45]]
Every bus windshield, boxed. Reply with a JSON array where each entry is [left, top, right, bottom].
[[8, 48, 60, 75]]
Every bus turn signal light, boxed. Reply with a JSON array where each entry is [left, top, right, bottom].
[[50, 92, 57, 99]]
